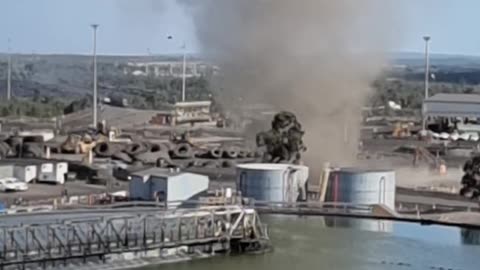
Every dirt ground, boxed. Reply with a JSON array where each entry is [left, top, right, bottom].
[[395, 166, 463, 189], [0, 181, 108, 204]]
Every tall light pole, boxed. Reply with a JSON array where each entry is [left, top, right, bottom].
[[167, 36, 187, 102], [423, 36, 431, 99], [91, 24, 99, 128], [181, 42, 187, 102], [422, 36, 431, 133], [7, 38, 11, 101]]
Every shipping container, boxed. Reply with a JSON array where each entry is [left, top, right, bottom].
[[13, 164, 37, 183], [0, 159, 68, 184], [0, 165, 14, 179], [38, 161, 67, 184], [0, 162, 37, 183]]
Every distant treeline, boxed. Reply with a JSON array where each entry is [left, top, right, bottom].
[[0, 76, 216, 118], [0, 98, 65, 118]]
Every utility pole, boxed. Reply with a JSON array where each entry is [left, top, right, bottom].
[[181, 42, 187, 102], [91, 24, 99, 128], [7, 38, 11, 101], [422, 36, 431, 133], [423, 36, 431, 99], [167, 36, 187, 102]]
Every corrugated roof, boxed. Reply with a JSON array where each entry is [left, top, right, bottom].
[[425, 93, 480, 104], [130, 167, 182, 178], [174, 101, 211, 108]]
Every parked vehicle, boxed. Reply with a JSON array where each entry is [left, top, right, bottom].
[[0, 178, 28, 192]]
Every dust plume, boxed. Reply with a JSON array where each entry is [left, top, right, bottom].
[[180, 0, 400, 168]]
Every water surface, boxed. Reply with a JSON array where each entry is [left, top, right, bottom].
[[140, 215, 480, 270]]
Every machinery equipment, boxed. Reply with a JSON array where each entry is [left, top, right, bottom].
[[256, 111, 306, 164], [460, 155, 480, 200]]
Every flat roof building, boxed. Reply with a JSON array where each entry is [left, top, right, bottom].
[[423, 93, 480, 118], [129, 168, 209, 207]]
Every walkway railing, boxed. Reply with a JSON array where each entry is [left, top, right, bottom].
[[0, 205, 270, 270]]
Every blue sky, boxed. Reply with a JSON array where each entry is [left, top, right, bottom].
[[1, 0, 480, 56]]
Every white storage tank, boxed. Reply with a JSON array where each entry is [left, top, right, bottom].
[[236, 163, 309, 203], [325, 168, 396, 210]]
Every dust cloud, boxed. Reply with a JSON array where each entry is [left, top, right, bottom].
[[180, 0, 401, 168]]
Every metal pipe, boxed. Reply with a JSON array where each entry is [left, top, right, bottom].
[[91, 24, 99, 128]]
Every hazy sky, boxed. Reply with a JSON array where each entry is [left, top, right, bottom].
[[1, 0, 480, 55]]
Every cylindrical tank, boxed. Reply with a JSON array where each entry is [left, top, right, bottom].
[[236, 163, 309, 203], [325, 168, 396, 210]]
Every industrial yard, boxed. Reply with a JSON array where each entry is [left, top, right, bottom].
[[1, 58, 480, 269], [2, 1, 480, 270]]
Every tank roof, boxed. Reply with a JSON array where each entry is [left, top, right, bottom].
[[236, 163, 308, 171], [334, 167, 394, 173]]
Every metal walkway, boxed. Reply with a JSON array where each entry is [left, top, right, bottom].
[[0, 206, 270, 270]]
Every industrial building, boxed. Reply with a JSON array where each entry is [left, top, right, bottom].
[[149, 101, 213, 126], [423, 93, 480, 134], [129, 168, 209, 207], [122, 61, 219, 78], [423, 93, 480, 118], [174, 101, 212, 124]]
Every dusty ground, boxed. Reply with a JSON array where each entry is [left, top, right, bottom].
[[395, 166, 463, 189], [0, 182, 108, 205]]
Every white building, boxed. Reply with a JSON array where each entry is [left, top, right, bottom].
[[129, 168, 209, 207], [123, 61, 219, 78]]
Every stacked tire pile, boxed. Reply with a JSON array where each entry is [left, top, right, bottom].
[[94, 141, 172, 167], [93, 141, 257, 169], [0, 135, 45, 159], [191, 146, 257, 169], [460, 155, 480, 200]]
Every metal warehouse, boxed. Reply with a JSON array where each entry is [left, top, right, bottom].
[[423, 93, 480, 118], [129, 168, 209, 207]]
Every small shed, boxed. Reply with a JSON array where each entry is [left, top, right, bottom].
[[0, 161, 37, 183], [129, 168, 209, 206], [0, 164, 14, 179], [0, 159, 68, 184], [37, 161, 68, 184]]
